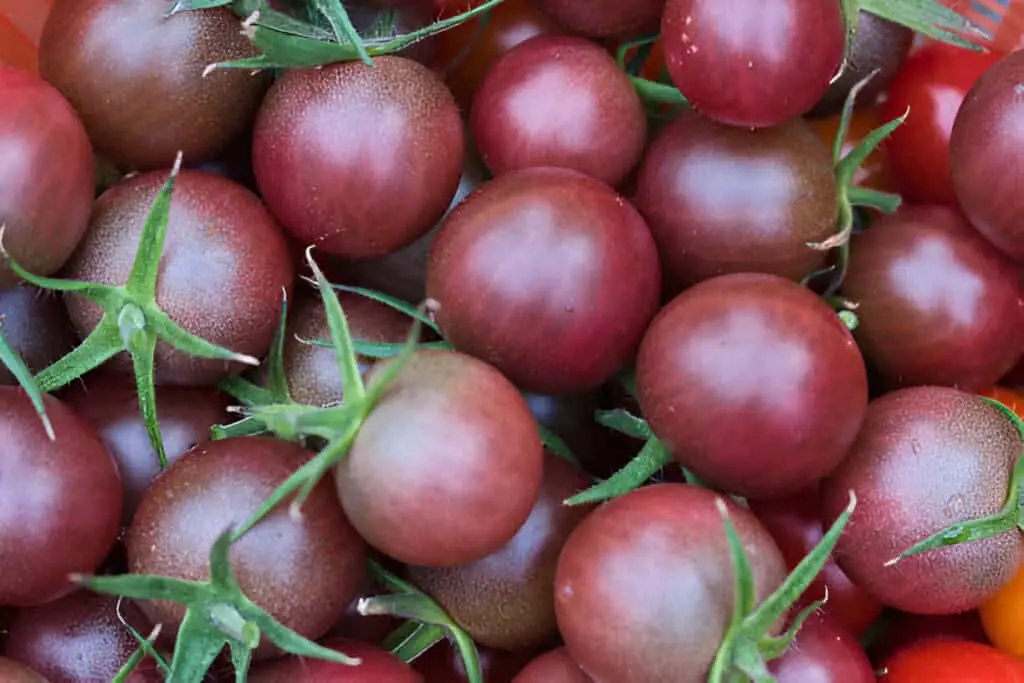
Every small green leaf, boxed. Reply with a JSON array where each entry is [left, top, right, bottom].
[[307, 249, 366, 406], [111, 623, 163, 683], [146, 306, 260, 366], [329, 283, 443, 335], [719, 499, 758, 620], [117, 600, 171, 675], [229, 639, 254, 683], [838, 0, 861, 82], [167, 0, 230, 15], [630, 75, 689, 107], [595, 408, 652, 440], [836, 109, 908, 190], [211, 415, 268, 440], [359, 593, 452, 625], [537, 423, 580, 467], [564, 436, 672, 506], [72, 573, 208, 604], [217, 377, 275, 408], [265, 290, 293, 402], [387, 622, 446, 663], [34, 318, 123, 393], [127, 328, 165, 467], [311, 0, 372, 65], [166, 610, 227, 683], [0, 327, 53, 440], [250, 607, 360, 664], [847, 186, 902, 213], [760, 597, 826, 659], [125, 152, 181, 300], [860, 0, 988, 50]]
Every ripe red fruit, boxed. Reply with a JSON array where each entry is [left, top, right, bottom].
[[532, 0, 664, 37]]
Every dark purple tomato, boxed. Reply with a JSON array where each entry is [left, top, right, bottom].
[[661, 0, 845, 128], [126, 437, 366, 658], [532, 0, 664, 37], [555, 484, 788, 683], [749, 487, 883, 636], [4, 591, 159, 682], [808, 11, 914, 117], [470, 35, 647, 187], [0, 388, 122, 606], [427, 167, 661, 395], [413, 640, 532, 683], [63, 169, 295, 387], [252, 56, 464, 259], [248, 639, 423, 682], [283, 293, 412, 407], [512, 648, 592, 683], [0, 66, 93, 288], [950, 48, 1024, 263], [61, 372, 229, 524], [634, 111, 836, 292], [769, 614, 875, 683], [636, 273, 868, 499], [821, 387, 1024, 614], [0, 657, 47, 683], [0, 286, 76, 385], [406, 453, 592, 650], [841, 205, 1024, 391], [337, 350, 544, 567], [39, 0, 267, 171]]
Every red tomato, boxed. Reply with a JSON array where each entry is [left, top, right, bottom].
[[978, 386, 1024, 419], [879, 640, 1024, 682], [0, 0, 52, 73], [869, 611, 989, 665], [879, 42, 1003, 206]]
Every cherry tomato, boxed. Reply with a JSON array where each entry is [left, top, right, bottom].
[[808, 106, 898, 194], [879, 639, 1024, 682], [981, 561, 1024, 658], [879, 42, 1004, 206]]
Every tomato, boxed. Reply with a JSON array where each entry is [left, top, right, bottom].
[[808, 106, 899, 194], [841, 205, 1024, 391], [413, 640, 532, 682], [822, 387, 1023, 615], [981, 561, 1024, 657], [0, 66, 93, 288], [282, 293, 411, 408], [61, 372, 229, 524], [879, 42, 1004, 206], [248, 639, 423, 682], [470, 35, 647, 187], [434, 0, 562, 110], [63, 170, 295, 387], [636, 273, 868, 499], [749, 488, 883, 636], [662, 0, 845, 128], [635, 111, 837, 292], [869, 611, 990, 665], [0, 657, 47, 683], [252, 56, 464, 260], [126, 437, 367, 659], [950, 48, 1024, 263], [879, 640, 1024, 682], [427, 167, 660, 395], [0, 286, 75, 384], [407, 453, 592, 650], [808, 11, 913, 117], [769, 614, 875, 683], [554, 484, 787, 683], [4, 591, 160, 681], [531, 0, 663, 38], [336, 350, 544, 567], [0, 388, 122, 605], [512, 647, 592, 683]]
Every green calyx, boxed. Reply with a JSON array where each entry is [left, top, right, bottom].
[[369, 561, 484, 683], [708, 492, 858, 683], [75, 529, 360, 683], [2, 153, 260, 468], [886, 398, 1024, 564], [0, 323, 53, 439]]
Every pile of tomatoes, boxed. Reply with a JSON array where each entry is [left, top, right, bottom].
[[1, 0, 1023, 681]]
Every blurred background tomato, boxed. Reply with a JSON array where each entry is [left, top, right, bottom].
[[0, 0, 52, 73]]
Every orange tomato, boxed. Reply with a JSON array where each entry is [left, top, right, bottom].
[[808, 106, 898, 195], [0, 0, 52, 73], [979, 386, 1024, 419]]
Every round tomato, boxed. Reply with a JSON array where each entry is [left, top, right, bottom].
[[879, 640, 1024, 682], [879, 42, 1004, 206]]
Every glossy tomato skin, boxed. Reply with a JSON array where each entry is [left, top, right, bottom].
[[337, 350, 544, 567], [555, 484, 787, 683], [63, 169, 295, 386], [252, 57, 464, 259], [427, 167, 661, 395], [39, 0, 267, 171], [634, 112, 836, 292], [126, 437, 366, 658], [951, 49, 1024, 263], [879, 640, 1024, 682], [61, 372, 229, 524], [283, 293, 411, 408], [749, 488, 882, 636], [0, 657, 47, 683], [4, 591, 160, 682], [471, 35, 646, 187], [435, 0, 562, 110], [532, 0, 662, 37], [880, 42, 1004, 206], [662, 0, 844, 128], [808, 11, 913, 117], [769, 615, 874, 683], [0, 66, 93, 288], [248, 639, 423, 682], [0, 286, 75, 384], [636, 274, 868, 499], [0, 388, 122, 605], [841, 205, 1024, 391], [822, 387, 1024, 615], [512, 648, 592, 683], [407, 453, 592, 650]]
